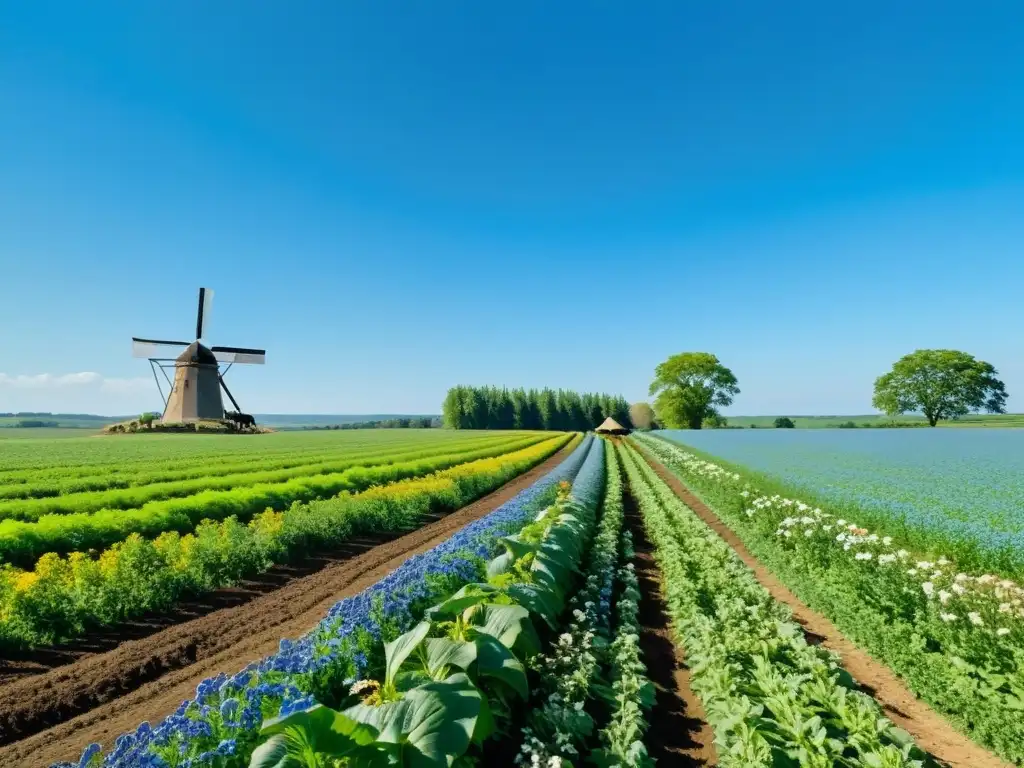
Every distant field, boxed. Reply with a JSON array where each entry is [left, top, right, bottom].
[[0, 428, 561, 567], [724, 413, 1024, 428], [657, 427, 1024, 573], [0, 413, 440, 432], [0, 427, 104, 440]]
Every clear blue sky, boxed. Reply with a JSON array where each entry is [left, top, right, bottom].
[[2, 2, 1022, 416]]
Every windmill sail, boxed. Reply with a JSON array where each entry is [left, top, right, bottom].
[[211, 345, 266, 365], [196, 287, 214, 341], [132, 337, 190, 358]]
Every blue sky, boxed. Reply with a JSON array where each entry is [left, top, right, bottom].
[[2, 2, 1022, 416]]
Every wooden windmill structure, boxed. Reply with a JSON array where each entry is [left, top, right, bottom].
[[132, 288, 266, 423]]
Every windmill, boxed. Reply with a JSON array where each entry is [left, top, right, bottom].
[[132, 288, 266, 423]]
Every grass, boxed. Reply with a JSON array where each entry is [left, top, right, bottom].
[[722, 413, 1024, 428]]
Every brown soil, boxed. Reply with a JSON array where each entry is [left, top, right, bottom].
[[635, 444, 1012, 768], [0, 444, 576, 768], [624, 476, 717, 765]]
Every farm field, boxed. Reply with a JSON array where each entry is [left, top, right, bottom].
[[0, 429, 572, 651], [635, 431, 1024, 764], [1, 427, 1019, 768], [28, 435, 1012, 768], [657, 427, 1024, 575]]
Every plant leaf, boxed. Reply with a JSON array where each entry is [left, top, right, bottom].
[[253, 706, 380, 767], [467, 603, 540, 656], [422, 638, 478, 677], [427, 584, 499, 620], [385, 621, 431, 687], [474, 633, 528, 699], [345, 673, 484, 768]]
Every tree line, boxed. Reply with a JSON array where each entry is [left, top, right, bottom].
[[442, 386, 631, 431], [304, 417, 439, 431]]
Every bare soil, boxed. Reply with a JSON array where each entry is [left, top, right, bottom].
[[635, 444, 1012, 768], [623, 475, 717, 765], [0, 444, 576, 768]]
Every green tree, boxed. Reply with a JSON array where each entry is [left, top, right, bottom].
[[536, 388, 557, 430], [872, 349, 1008, 427], [649, 352, 739, 430], [773, 416, 795, 428], [629, 402, 655, 430]]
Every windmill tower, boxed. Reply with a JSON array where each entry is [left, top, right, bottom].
[[132, 288, 266, 423]]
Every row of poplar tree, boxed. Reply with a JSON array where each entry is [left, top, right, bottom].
[[441, 385, 632, 431]]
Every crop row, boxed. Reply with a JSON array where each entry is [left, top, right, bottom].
[[620, 441, 931, 766], [0, 434, 560, 569], [0, 432, 517, 496], [0, 434, 576, 649], [56, 435, 604, 767], [633, 433, 1024, 764], [0, 433, 538, 518], [0, 428, 509, 473]]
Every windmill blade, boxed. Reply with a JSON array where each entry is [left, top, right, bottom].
[[196, 287, 214, 340], [132, 337, 190, 359], [211, 345, 266, 365]]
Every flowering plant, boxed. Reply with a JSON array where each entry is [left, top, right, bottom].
[[58, 437, 595, 768]]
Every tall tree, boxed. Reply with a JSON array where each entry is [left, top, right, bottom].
[[649, 352, 740, 430], [872, 349, 1008, 426], [537, 388, 558, 431]]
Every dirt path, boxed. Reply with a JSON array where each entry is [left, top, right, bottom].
[[0, 445, 576, 768], [624, 477, 717, 765], [635, 444, 1011, 768]]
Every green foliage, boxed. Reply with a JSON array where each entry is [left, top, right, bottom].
[[442, 385, 631, 431], [774, 417, 795, 429], [0, 434, 552, 566], [0, 435, 574, 650], [620, 442, 931, 767], [872, 349, 1008, 426], [247, 459, 605, 768], [635, 433, 1024, 763], [649, 352, 739, 430]]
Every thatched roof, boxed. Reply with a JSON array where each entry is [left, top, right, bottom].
[[595, 416, 628, 433]]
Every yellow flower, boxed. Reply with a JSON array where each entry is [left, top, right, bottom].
[[14, 571, 39, 592]]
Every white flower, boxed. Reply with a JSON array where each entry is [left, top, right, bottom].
[[999, 603, 1012, 613], [917, 561, 933, 570], [822, 524, 833, 531], [836, 519, 847, 526], [855, 552, 873, 561], [559, 633, 573, 647], [783, 530, 792, 538], [882, 536, 893, 546], [954, 573, 969, 583], [573, 700, 584, 711], [922, 582, 935, 598], [878, 554, 897, 565], [997, 628, 1011, 637], [940, 612, 957, 622], [978, 574, 996, 585], [938, 590, 952, 604], [804, 529, 814, 537], [907, 569, 918, 576], [897, 550, 910, 559], [968, 612, 984, 626], [952, 583, 967, 595], [938, 557, 950, 566]]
